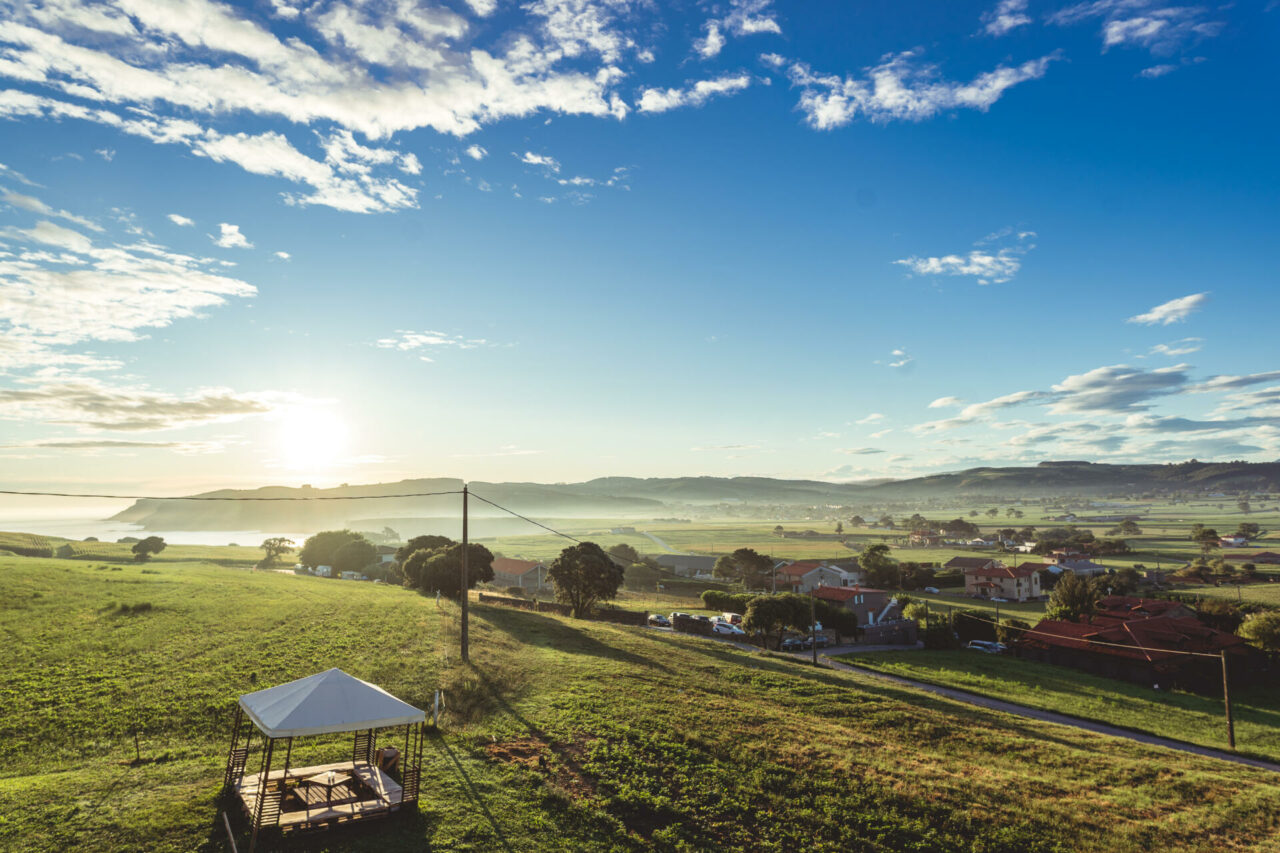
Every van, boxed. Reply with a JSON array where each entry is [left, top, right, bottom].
[[721, 612, 743, 626]]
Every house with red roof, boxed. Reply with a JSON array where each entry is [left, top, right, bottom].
[[958, 559, 1043, 601], [1017, 596, 1262, 691], [774, 559, 863, 593], [812, 584, 899, 626], [491, 557, 548, 591]]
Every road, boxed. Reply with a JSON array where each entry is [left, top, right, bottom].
[[816, 654, 1280, 774], [639, 531, 681, 553]]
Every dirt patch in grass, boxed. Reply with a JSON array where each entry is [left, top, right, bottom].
[[485, 735, 598, 800]]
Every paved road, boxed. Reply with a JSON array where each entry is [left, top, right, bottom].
[[815, 654, 1280, 774], [639, 531, 681, 554]]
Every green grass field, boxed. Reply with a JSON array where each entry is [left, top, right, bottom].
[[835, 649, 1280, 762], [3, 554, 1280, 852]]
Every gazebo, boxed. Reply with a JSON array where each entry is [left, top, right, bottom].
[[222, 668, 426, 846]]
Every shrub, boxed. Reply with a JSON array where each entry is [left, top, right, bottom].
[[505, 586, 527, 597]]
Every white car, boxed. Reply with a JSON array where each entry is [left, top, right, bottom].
[[923, 587, 940, 594], [990, 597, 1009, 603], [711, 622, 746, 637]]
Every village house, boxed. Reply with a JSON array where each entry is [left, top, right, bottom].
[[1051, 557, 1108, 578], [1218, 534, 1249, 548], [1017, 596, 1262, 692], [491, 557, 548, 591], [775, 559, 864, 593], [812, 584, 900, 626], [653, 554, 719, 577], [961, 561, 1044, 602], [907, 531, 944, 547]]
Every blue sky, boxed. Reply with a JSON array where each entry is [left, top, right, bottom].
[[0, 0, 1277, 494]]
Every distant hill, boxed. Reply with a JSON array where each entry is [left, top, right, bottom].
[[108, 460, 1280, 531]]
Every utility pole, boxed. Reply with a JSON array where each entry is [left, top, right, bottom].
[[1221, 650, 1235, 749], [461, 484, 469, 664]]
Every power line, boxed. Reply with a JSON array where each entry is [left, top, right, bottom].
[[468, 492, 583, 544], [0, 488, 463, 501]]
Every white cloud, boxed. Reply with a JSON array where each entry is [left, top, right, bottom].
[[211, 223, 252, 249], [375, 329, 490, 354], [0, 377, 288, 431], [1049, 363, 1189, 414], [928, 396, 965, 408], [637, 74, 751, 113], [694, 0, 781, 59], [517, 151, 561, 172], [2, 188, 103, 231], [274, 251, 290, 260], [854, 412, 885, 424], [783, 50, 1055, 130], [1139, 63, 1179, 78], [694, 22, 726, 59], [1051, 1, 1224, 56], [895, 228, 1034, 284], [982, 0, 1031, 36], [868, 428, 892, 439], [167, 213, 194, 226], [1148, 337, 1202, 357], [1126, 292, 1207, 325], [838, 447, 884, 455], [888, 348, 912, 368], [464, 144, 488, 160], [2, 437, 231, 454]]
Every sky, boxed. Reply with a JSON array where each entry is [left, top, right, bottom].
[[0, 0, 1278, 495]]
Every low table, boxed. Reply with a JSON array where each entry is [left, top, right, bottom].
[[300, 770, 352, 811]]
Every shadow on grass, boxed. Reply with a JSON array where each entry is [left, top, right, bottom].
[[475, 604, 671, 674], [427, 729, 515, 853], [202, 792, 438, 853]]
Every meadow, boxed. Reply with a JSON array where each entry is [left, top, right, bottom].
[[2, 554, 1280, 852], [837, 649, 1280, 762]]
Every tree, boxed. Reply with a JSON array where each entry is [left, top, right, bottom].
[[403, 543, 494, 597], [131, 536, 166, 562], [905, 513, 929, 532], [607, 543, 641, 564], [773, 525, 784, 536], [900, 563, 935, 590], [732, 548, 776, 589], [394, 534, 455, 563], [713, 555, 739, 581], [1237, 522, 1261, 539], [877, 514, 894, 528], [1238, 612, 1280, 653], [259, 537, 295, 567], [835, 521, 844, 535], [986, 508, 1000, 518], [997, 618, 1031, 645], [1107, 520, 1142, 536], [743, 594, 809, 650], [1194, 527, 1220, 555], [969, 510, 979, 518], [944, 518, 980, 538], [548, 542, 624, 618], [300, 530, 367, 569], [333, 538, 377, 575], [1238, 500, 1252, 514], [860, 543, 899, 589], [849, 515, 865, 527], [624, 562, 661, 591], [1105, 567, 1141, 595], [1046, 572, 1100, 622]]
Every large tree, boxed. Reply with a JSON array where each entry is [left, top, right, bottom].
[[607, 543, 641, 564], [394, 534, 455, 563], [623, 562, 661, 591], [403, 543, 494, 597], [743, 594, 810, 650], [299, 530, 367, 569], [1238, 612, 1280, 653], [547, 542, 624, 617], [131, 536, 166, 562], [259, 537, 295, 566], [333, 538, 377, 575], [730, 548, 775, 589], [860, 543, 899, 589], [1046, 571, 1101, 622]]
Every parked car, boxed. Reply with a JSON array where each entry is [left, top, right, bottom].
[[711, 622, 746, 637], [781, 636, 812, 652], [966, 640, 1006, 654], [669, 612, 693, 622], [647, 614, 671, 628], [721, 612, 743, 625], [693, 614, 713, 623], [923, 586, 940, 594], [990, 597, 1009, 603]]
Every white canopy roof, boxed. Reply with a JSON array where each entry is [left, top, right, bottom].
[[239, 668, 425, 738]]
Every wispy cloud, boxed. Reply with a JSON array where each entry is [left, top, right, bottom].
[[464, 144, 488, 161], [516, 151, 561, 172], [1148, 337, 1202, 357], [982, 0, 1031, 36], [694, 0, 782, 59], [782, 50, 1055, 129], [854, 412, 885, 424], [637, 74, 752, 113], [1127, 292, 1208, 325], [167, 213, 194, 226], [895, 229, 1034, 285], [929, 396, 965, 408], [837, 447, 884, 455], [375, 329, 491, 361], [1051, 0, 1224, 57], [3, 187, 102, 231]]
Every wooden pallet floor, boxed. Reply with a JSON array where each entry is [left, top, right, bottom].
[[235, 760, 404, 831]]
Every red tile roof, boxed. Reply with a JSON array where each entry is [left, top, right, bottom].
[[1096, 596, 1194, 621], [812, 584, 886, 601], [1022, 615, 1247, 663], [491, 557, 543, 576]]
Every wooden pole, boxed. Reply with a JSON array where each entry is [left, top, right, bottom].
[[461, 484, 470, 664], [1221, 650, 1236, 750]]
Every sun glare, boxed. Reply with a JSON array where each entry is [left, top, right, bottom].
[[276, 409, 349, 471]]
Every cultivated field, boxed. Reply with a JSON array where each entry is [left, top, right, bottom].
[[2, 554, 1280, 852]]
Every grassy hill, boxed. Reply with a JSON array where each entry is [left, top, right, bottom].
[[2, 554, 1279, 851]]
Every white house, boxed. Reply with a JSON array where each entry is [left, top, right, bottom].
[[775, 560, 864, 593]]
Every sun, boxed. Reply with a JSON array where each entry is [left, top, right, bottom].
[[276, 408, 349, 471]]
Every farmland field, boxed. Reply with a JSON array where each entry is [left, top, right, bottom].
[[2, 553, 1280, 852]]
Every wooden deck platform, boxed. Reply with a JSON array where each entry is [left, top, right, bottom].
[[235, 760, 405, 832]]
